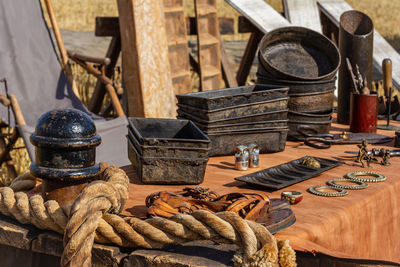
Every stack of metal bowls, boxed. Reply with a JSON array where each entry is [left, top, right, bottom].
[[256, 26, 341, 140], [176, 84, 289, 156]]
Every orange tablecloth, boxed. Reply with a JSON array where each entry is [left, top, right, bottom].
[[122, 122, 400, 263]]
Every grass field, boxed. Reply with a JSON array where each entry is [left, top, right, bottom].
[[1, 0, 398, 185], [46, 0, 400, 48]]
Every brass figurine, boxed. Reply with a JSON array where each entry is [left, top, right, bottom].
[[356, 139, 368, 163], [381, 149, 391, 166], [339, 131, 348, 140]]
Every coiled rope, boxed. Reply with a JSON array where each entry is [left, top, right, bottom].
[[0, 163, 296, 267]]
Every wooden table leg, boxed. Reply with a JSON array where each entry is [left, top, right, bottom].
[[236, 30, 263, 86]]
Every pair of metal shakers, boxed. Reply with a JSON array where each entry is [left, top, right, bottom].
[[234, 144, 259, 171]]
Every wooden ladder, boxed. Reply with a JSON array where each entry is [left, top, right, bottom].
[[163, 0, 192, 95], [195, 0, 223, 91]]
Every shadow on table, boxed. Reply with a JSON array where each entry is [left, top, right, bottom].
[[223, 180, 276, 193], [208, 161, 235, 170], [124, 205, 148, 218]]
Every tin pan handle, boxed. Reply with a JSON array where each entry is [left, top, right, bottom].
[[304, 137, 334, 149]]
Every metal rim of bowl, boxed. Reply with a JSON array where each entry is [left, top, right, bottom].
[[258, 26, 341, 81]]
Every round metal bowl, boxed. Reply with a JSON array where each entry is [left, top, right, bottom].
[[288, 110, 333, 122], [258, 26, 340, 81], [256, 71, 336, 94], [288, 119, 332, 141], [288, 89, 334, 113]]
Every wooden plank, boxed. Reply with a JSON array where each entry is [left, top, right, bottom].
[[0, 214, 39, 250], [124, 241, 236, 267], [95, 17, 120, 37], [236, 30, 263, 86], [117, 0, 176, 117], [163, 0, 191, 95], [96, 16, 234, 37], [188, 17, 234, 35], [238, 16, 258, 33], [283, 0, 322, 33], [318, 0, 400, 90], [225, 0, 290, 34], [195, 0, 223, 91], [220, 36, 238, 88], [31, 231, 127, 266]]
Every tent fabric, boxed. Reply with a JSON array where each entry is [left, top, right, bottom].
[[0, 0, 129, 167]]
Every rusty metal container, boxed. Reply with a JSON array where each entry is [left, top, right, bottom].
[[128, 118, 210, 148], [256, 72, 336, 94], [258, 27, 340, 81], [349, 93, 378, 133], [194, 119, 288, 133], [337, 10, 374, 124], [127, 127, 210, 158], [177, 108, 288, 126], [127, 118, 210, 184], [29, 109, 101, 206], [176, 84, 288, 110], [177, 98, 288, 121], [287, 119, 332, 141], [207, 127, 289, 156], [127, 137, 208, 185], [287, 89, 334, 113], [288, 110, 333, 122]]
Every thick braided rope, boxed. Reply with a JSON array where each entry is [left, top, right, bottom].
[[0, 165, 295, 267]]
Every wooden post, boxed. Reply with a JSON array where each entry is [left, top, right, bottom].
[[117, 0, 176, 118], [283, 0, 322, 33], [43, 0, 80, 99]]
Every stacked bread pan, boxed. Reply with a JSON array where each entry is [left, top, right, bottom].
[[127, 118, 210, 184], [256, 26, 340, 140], [176, 84, 289, 156]]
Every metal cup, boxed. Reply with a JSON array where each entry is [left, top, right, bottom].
[[235, 145, 249, 171], [248, 144, 259, 168]]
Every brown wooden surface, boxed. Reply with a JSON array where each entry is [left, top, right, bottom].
[[220, 36, 238, 88], [195, 0, 223, 91], [120, 119, 400, 264], [236, 30, 263, 86], [1, 120, 400, 266], [117, 0, 176, 118], [95, 16, 235, 37], [163, 0, 192, 95]]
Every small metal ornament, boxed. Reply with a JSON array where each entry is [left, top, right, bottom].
[[346, 171, 386, 183], [308, 185, 348, 197], [302, 157, 321, 168], [381, 149, 391, 166], [281, 191, 303, 204], [248, 144, 259, 168], [235, 145, 249, 171], [327, 178, 368, 190]]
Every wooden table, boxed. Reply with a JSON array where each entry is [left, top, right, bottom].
[[1, 121, 400, 266]]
